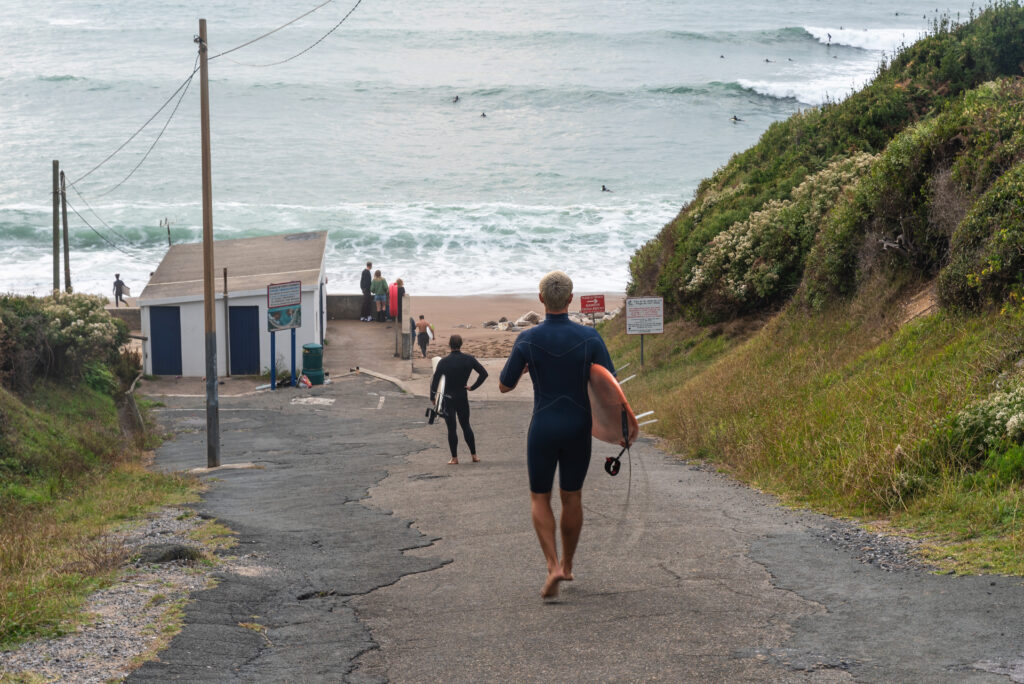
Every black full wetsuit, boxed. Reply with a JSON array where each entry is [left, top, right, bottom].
[[499, 313, 615, 493], [359, 268, 372, 318], [430, 351, 488, 459]]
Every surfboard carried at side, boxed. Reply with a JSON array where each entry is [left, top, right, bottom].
[[426, 374, 446, 424], [588, 364, 639, 447]]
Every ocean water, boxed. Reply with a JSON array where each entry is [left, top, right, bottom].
[[0, 0, 974, 296]]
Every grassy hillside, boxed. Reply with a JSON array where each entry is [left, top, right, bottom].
[[615, 2, 1024, 573], [0, 294, 195, 647]]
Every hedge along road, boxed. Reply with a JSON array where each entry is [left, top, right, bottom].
[[132, 373, 1024, 683]]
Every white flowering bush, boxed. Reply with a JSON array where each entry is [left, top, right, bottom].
[[0, 293, 127, 391], [683, 153, 876, 314], [925, 382, 1024, 467]]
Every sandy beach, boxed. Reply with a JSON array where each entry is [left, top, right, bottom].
[[407, 292, 625, 359]]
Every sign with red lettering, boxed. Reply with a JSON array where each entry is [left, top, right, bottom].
[[626, 297, 663, 335], [580, 294, 605, 314]]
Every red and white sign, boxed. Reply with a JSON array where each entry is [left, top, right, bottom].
[[579, 294, 605, 315], [626, 297, 663, 335]]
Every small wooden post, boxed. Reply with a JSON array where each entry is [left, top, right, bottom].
[[59, 171, 71, 292], [223, 267, 230, 377]]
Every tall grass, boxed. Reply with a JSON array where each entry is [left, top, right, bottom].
[[604, 288, 1024, 573]]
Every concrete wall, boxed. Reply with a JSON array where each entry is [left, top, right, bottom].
[[326, 294, 363, 320], [143, 282, 326, 376], [107, 306, 141, 331]]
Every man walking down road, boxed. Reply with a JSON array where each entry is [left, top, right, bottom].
[[499, 270, 614, 598], [415, 315, 433, 358], [430, 334, 488, 465], [360, 261, 373, 322]]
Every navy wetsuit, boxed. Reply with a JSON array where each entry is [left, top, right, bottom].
[[499, 313, 614, 493], [431, 351, 488, 459]]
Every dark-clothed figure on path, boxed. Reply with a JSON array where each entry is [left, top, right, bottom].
[[112, 274, 127, 307], [415, 315, 433, 358], [499, 270, 615, 599], [360, 261, 373, 322], [430, 334, 488, 465]]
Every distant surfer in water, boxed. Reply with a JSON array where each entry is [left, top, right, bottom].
[[730, 115, 743, 123], [416, 315, 433, 358], [499, 270, 615, 599], [452, 95, 460, 103], [481, 112, 487, 117], [601, 184, 612, 192], [430, 334, 488, 464]]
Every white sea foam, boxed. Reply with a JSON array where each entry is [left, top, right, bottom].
[[804, 26, 926, 53]]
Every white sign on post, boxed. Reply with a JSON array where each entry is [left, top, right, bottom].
[[626, 297, 663, 335]]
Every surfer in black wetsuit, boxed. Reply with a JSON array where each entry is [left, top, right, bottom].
[[430, 334, 488, 465], [499, 270, 615, 599], [359, 261, 373, 322]]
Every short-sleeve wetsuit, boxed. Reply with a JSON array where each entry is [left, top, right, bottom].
[[499, 312, 615, 493]]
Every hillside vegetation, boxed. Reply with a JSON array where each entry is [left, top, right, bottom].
[[615, 2, 1024, 573], [0, 293, 194, 646]]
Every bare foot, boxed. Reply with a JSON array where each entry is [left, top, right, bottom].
[[471, 454, 480, 462], [561, 567, 574, 581], [448, 458, 458, 465], [541, 569, 565, 598]]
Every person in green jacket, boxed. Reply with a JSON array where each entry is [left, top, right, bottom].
[[370, 270, 389, 322]]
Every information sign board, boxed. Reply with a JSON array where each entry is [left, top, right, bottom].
[[626, 297, 663, 335], [268, 281, 302, 332], [579, 294, 605, 315]]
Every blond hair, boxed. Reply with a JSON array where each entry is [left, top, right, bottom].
[[539, 270, 573, 310]]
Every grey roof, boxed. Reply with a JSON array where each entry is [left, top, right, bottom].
[[139, 231, 327, 304]]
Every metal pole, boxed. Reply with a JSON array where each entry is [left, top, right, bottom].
[[271, 331, 276, 390], [52, 160, 60, 293], [60, 171, 71, 293], [198, 19, 220, 468], [291, 327, 296, 387], [223, 267, 231, 377], [640, 334, 645, 366]]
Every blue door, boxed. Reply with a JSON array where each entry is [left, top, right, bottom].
[[150, 306, 182, 375], [229, 306, 260, 375]]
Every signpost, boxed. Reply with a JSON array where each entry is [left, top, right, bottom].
[[626, 296, 663, 366], [580, 294, 605, 326], [268, 281, 302, 389]]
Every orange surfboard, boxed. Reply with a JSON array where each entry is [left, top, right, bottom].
[[588, 364, 639, 447]]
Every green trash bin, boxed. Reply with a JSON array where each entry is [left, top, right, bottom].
[[302, 343, 324, 385]]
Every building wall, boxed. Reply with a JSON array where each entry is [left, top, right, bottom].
[[143, 281, 325, 377]]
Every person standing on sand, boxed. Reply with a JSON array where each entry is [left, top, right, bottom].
[[415, 315, 434, 358], [360, 262, 373, 322], [112, 274, 127, 307], [370, 270, 388, 322], [498, 270, 615, 599], [430, 334, 487, 465]]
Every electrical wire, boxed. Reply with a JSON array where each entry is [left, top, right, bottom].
[[68, 64, 201, 188], [68, 184, 132, 243], [211, 0, 364, 68], [64, 197, 138, 257], [95, 54, 200, 198], [208, 0, 336, 61]]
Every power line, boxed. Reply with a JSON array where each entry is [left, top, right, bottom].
[[68, 184, 132, 243], [64, 197, 138, 257], [96, 54, 200, 198], [209, 0, 336, 61], [68, 63, 201, 188], [211, 0, 364, 68]]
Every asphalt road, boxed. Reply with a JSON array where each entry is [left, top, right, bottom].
[[130, 373, 1024, 683]]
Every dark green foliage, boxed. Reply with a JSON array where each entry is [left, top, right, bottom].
[[630, 2, 1024, 321]]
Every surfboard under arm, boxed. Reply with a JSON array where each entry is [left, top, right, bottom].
[[587, 364, 639, 447]]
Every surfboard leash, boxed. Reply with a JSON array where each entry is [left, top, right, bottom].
[[604, 405, 632, 477]]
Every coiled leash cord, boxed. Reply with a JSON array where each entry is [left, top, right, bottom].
[[604, 405, 631, 476]]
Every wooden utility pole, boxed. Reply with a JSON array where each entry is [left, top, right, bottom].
[[59, 171, 71, 292], [198, 19, 221, 468], [52, 160, 60, 293]]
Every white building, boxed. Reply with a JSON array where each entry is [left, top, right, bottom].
[[138, 231, 327, 377]]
